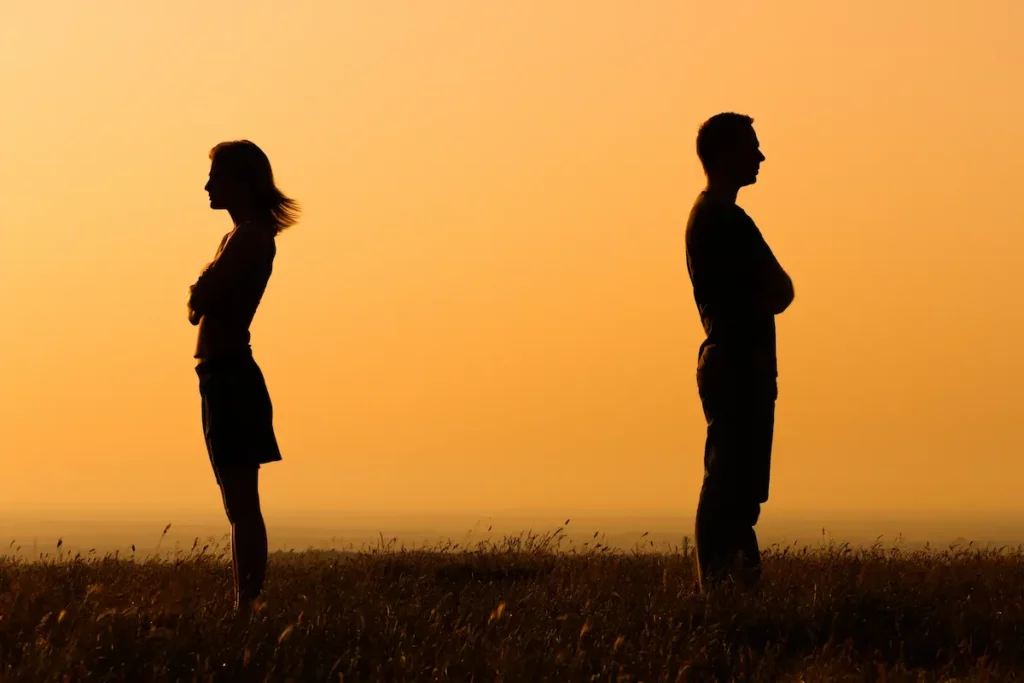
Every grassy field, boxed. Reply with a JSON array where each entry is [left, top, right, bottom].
[[1, 530, 1023, 682]]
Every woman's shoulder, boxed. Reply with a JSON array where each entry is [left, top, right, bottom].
[[232, 223, 276, 250], [214, 226, 275, 269]]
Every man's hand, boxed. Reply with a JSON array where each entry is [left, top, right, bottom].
[[767, 271, 794, 314], [751, 233, 794, 315]]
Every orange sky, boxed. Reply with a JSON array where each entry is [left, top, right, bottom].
[[0, 1, 1021, 519]]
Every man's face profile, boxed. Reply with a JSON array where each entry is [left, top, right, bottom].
[[731, 126, 765, 188]]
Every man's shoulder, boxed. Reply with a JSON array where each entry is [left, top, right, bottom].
[[686, 193, 744, 241]]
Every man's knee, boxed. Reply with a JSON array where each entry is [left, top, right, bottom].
[[699, 478, 760, 525], [742, 500, 761, 527]]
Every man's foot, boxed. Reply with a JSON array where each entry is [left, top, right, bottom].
[[232, 598, 253, 620], [697, 567, 761, 594]]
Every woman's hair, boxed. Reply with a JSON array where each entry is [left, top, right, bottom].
[[209, 140, 300, 234]]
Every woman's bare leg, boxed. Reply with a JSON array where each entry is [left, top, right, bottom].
[[217, 465, 267, 610]]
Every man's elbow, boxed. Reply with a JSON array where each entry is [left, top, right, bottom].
[[773, 282, 795, 314]]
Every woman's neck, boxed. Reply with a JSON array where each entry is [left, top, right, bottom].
[[228, 207, 271, 232]]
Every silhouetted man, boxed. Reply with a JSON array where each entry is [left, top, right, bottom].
[[685, 113, 794, 589]]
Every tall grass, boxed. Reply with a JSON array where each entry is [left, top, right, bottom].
[[1, 530, 1023, 681]]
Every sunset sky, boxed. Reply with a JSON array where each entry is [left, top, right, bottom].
[[0, 1, 1021, 520]]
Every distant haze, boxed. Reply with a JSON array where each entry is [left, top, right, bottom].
[[4, 510, 1024, 560], [1, 1, 1022, 519]]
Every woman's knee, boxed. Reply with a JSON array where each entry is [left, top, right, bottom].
[[218, 467, 260, 521]]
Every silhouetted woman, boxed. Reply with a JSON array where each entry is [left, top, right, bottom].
[[187, 140, 299, 614]]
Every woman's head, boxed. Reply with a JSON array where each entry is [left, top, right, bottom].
[[204, 140, 299, 234]]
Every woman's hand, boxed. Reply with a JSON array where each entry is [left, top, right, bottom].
[[187, 286, 202, 325]]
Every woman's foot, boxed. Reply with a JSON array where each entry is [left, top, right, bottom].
[[234, 595, 266, 620]]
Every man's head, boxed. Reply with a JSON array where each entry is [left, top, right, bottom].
[[696, 113, 764, 188]]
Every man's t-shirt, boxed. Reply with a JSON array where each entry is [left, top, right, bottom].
[[685, 191, 782, 380]]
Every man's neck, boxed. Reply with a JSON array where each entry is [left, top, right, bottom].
[[704, 177, 740, 205]]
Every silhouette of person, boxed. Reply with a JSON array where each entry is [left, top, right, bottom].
[[684, 113, 794, 589], [187, 140, 299, 614]]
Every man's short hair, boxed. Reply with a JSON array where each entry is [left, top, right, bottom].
[[696, 113, 754, 173]]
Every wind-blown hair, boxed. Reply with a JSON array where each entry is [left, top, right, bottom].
[[209, 140, 300, 234]]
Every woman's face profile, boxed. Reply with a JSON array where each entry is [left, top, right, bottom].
[[204, 160, 244, 211]]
